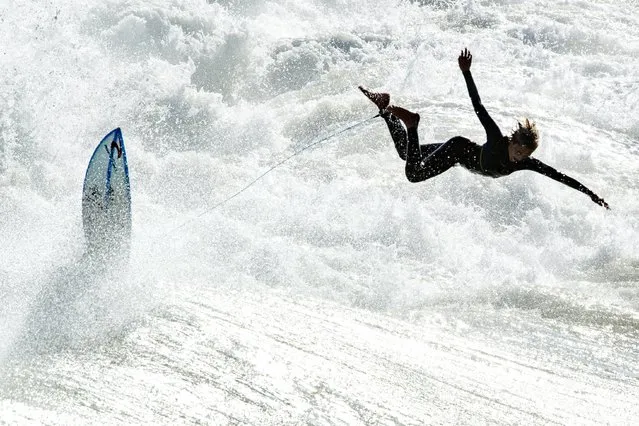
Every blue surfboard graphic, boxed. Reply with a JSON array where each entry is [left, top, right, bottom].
[[82, 128, 131, 255]]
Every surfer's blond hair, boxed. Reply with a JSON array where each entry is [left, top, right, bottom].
[[512, 118, 539, 151]]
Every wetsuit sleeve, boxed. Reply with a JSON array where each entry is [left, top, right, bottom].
[[462, 70, 503, 142], [516, 158, 599, 198]]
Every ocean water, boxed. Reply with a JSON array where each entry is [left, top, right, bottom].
[[1, 0, 638, 424]]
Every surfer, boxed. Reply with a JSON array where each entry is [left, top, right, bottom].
[[359, 48, 609, 209]]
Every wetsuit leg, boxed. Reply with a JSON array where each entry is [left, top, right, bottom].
[[405, 132, 478, 182], [381, 112, 408, 160], [382, 112, 442, 161]]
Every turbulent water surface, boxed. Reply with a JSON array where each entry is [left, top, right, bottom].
[[1, 0, 638, 424]]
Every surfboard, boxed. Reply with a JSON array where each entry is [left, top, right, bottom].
[[82, 128, 131, 255]]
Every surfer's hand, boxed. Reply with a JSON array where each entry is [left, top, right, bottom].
[[591, 194, 610, 209], [458, 48, 472, 72]]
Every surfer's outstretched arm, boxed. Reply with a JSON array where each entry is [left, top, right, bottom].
[[458, 49, 503, 142], [517, 158, 609, 208]]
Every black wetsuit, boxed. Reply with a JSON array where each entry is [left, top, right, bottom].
[[382, 70, 603, 203]]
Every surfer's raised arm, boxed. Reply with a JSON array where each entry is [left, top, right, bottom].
[[458, 48, 502, 142]]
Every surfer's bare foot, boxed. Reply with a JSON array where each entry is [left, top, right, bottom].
[[387, 105, 420, 128], [358, 86, 390, 110]]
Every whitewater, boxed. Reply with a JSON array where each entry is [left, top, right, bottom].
[[1, 0, 638, 424]]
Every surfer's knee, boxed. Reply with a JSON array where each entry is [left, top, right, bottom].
[[405, 164, 424, 183]]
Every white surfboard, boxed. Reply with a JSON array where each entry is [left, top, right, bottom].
[[82, 128, 131, 255]]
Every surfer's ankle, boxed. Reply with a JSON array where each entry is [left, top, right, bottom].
[[387, 105, 420, 128]]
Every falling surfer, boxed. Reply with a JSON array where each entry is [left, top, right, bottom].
[[359, 48, 609, 209]]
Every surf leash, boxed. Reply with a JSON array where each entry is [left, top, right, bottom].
[[166, 113, 380, 235]]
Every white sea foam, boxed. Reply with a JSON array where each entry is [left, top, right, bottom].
[[1, 0, 638, 423]]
